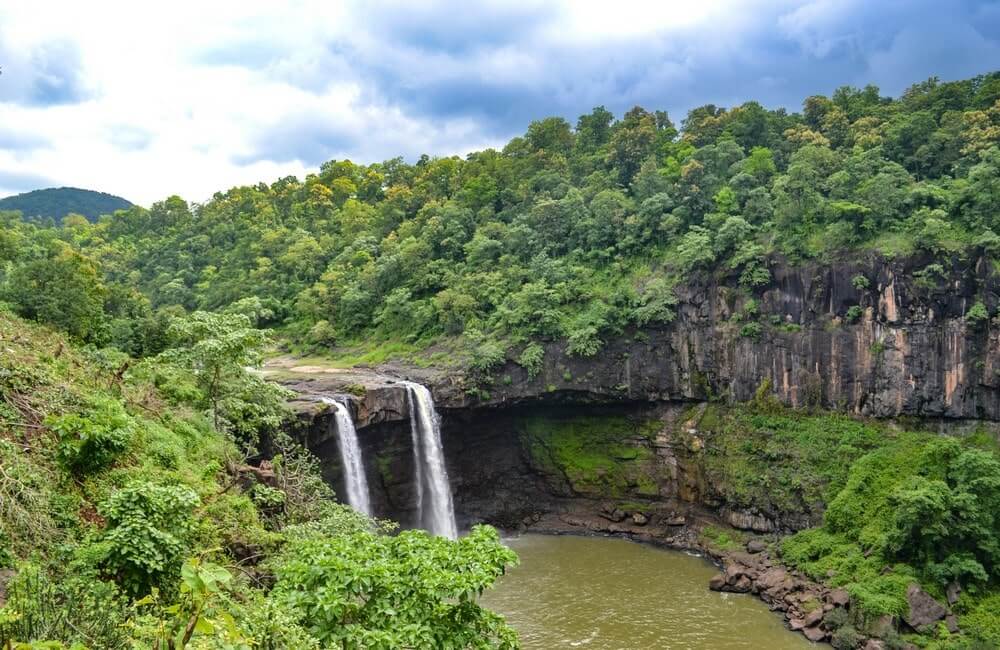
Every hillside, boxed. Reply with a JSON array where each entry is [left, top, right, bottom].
[[0, 308, 516, 647], [0, 187, 133, 223]]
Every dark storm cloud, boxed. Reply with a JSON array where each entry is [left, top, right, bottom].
[[0, 168, 55, 196], [206, 0, 1000, 166], [0, 40, 89, 106], [235, 115, 359, 166]]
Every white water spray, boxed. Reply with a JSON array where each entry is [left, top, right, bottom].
[[320, 397, 371, 516], [403, 381, 458, 539]]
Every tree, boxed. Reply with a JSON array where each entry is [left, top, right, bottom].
[[157, 311, 289, 438], [274, 524, 519, 649], [4, 242, 107, 342]]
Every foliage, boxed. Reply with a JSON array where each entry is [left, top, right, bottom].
[[272, 524, 519, 649], [0, 564, 130, 649], [0, 187, 131, 223], [47, 397, 135, 473], [965, 301, 989, 326], [3, 72, 996, 365], [97, 481, 200, 596], [517, 342, 545, 378], [156, 311, 290, 440]]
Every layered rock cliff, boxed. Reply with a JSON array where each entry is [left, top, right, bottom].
[[275, 253, 1000, 533], [413, 252, 1000, 421]]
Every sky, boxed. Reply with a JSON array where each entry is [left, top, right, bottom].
[[0, 0, 998, 206]]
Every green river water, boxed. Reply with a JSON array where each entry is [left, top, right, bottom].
[[480, 534, 814, 649]]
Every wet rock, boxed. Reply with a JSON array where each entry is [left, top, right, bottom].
[[631, 512, 649, 526], [903, 584, 948, 632], [789, 618, 805, 631], [730, 575, 753, 593], [867, 615, 896, 638], [802, 607, 824, 627], [828, 588, 851, 608], [802, 625, 828, 642], [709, 573, 727, 591], [746, 539, 767, 554], [724, 509, 776, 533], [946, 581, 961, 605], [598, 503, 627, 522]]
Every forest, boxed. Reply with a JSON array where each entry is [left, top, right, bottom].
[[1, 71, 999, 649], [0, 72, 998, 367]]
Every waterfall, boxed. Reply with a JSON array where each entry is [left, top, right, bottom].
[[403, 381, 458, 539], [320, 397, 371, 516]]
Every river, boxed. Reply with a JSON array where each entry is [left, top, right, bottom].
[[480, 534, 813, 649]]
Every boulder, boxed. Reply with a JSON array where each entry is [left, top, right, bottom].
[[802, 607, 824, 627], [828, 588, 851, 608], [903, 584, 948, 632], [631, 512, 649, 526], [746, 539, 767, 554], [802, 625, 828, 642], [730, 575, 753, 593], [945, 614, 959, 634], [708, 573, 727, 591], [946, 581, 961, 605], [862, 640, 886, 650], [789, 618, 805, 631]]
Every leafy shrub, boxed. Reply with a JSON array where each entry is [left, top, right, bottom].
[[632, 278, 678, 325], [517, 342, 545, 377], [566, 325, 602, 357], [273, 524, 518, 649], [468, 333, 507, 373], [98, 481, 200, 595], [851, 274, 870, 290], [845, 305, 864, 323], [740, 322, 763, 339], [831, 624, 863, 650], [48, 397, 135, 473], [966, 301, 989, 326]]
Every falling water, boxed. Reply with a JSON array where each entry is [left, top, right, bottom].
[[320, 397, 371, 516], [403, 381, 458, 539]]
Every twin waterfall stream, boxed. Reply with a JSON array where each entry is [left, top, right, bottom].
[[323, 381, 457, 539]]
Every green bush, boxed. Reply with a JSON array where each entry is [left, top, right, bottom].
[[740, 322, 763, 339], [517, 342, 545, 378], [966, 301, 989, 326], [851, 274, 871, 290], [48, 397, 135, 473], [97, 481, 200, 595], [273, 525, 518, 648], [846, 305, 864, 323]]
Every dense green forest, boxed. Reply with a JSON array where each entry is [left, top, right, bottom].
[[2, 72, 1000, 648], [0, 188, 133, 224], [1, 73, 999, 366]]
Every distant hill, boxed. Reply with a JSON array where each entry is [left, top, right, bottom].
[[0, 187, 133, 223]]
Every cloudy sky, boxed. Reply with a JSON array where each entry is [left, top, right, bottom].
[[0, 0, 998, 205]]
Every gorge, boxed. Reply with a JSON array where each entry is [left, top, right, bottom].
[[277, 252, 1000, 646]]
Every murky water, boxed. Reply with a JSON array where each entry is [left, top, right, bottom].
[[480, 534, 813, 650]]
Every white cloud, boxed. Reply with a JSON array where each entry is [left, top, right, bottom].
[[0, 0, 996, 205]]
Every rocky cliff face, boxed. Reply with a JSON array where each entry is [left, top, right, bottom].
[[407, 252, 1000, 421], [279, 253, 1000, 533]]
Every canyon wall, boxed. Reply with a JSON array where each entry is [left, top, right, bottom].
[[286, 253, 1000, 532]]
